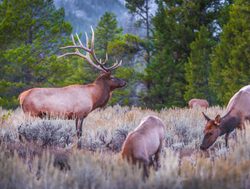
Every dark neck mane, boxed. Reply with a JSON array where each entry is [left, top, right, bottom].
[[219, 91, 244, 136], [92, 79, 111, 110], [219, 113, 241, 136]]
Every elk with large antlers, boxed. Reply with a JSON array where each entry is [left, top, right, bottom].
[[19, 27, 126, 138]]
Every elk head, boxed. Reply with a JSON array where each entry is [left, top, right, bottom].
[[95, 72, 126, 91], [200, 112, 222, 150], [58, 27, 126, 90]]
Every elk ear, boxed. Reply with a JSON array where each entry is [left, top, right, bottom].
[[202, 112, 211, 121], [214, 115, 221, 126]]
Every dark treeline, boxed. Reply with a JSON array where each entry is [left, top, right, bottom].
[[0, 0, 249, 109]]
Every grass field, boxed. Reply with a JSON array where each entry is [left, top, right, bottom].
[[0, 106, 250, 189]]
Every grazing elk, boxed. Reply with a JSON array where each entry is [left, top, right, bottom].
[[2, 140, 73, 174], [188, 98, 209, 108], [19, 28, 126, 138], [121, 115, 165, 178], [200, 85, 250, 150]]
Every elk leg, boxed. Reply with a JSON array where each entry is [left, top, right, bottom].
[[225, 133, 229, 148], [155, 141, 163, 170], [137, 156, 150, 181], [75, 118, 79, 135], [148, 156, 154, 167], [76, 118, 82, 139], [142, 160, 150, 180], [79, 118, 84, 136], [76, 118, 84, 139]]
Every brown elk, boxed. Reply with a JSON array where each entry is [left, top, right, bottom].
[[19, 28, 126, 138], [188, 98, 209, 108], [2, 140, 73, 175], [121, 115, 165, 178], [200, 85, 250, 150]]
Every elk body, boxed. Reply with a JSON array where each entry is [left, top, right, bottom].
[[200, 85, 250, 150], [19, 28, 126, 138], [188, 98, 209, 108], [121, 115, 165, 178]]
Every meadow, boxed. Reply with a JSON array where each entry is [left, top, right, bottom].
[[0, 106, 250, 189]]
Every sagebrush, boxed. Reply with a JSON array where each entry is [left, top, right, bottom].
[[0, 106, 250, 189]]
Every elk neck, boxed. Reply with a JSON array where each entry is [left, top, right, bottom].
[[91, 79, 111, 110], [219, 113, 241, 136]]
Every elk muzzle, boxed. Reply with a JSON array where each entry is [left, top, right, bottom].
[[110, 77, 127, 90], [200, 129, 221, 150], [120, 79, 127, 87]]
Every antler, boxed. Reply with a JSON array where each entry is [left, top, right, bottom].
[[58, 27, 122, 72]]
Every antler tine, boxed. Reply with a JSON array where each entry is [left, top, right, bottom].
[[58, 33, 82, 58], [85, 53, 107, 71], [60, 33, 91, 53], [71, 34, 81, 54], [75, 33, 84, 47], [90, 26, 95, 51], [81, 52, 107, 71], [58, 50, 103, 71], [71, 34, 76, 46], [85, 32, 89, 49], [89, 26, 108, 66], [60, 43, 91, 53], [59, 27, 122, 73], [84, 31, 105, 69], [101, 53, 109, 65], [58, 52, 78, 59], [89, 26, 106, 66], [108, 60, 123, 71]]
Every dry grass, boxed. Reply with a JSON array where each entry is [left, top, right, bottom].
[[0, 105, 250, 189]]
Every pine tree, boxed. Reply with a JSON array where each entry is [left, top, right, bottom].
[[184, 26, 215, 103], [95, 12, 122, 54], [0, 0, 72, 108], [108, 34, 143, 106], [144, 0, 229, 109], [210, 0, 250, 104]]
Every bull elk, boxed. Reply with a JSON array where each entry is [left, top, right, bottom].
[[19, 27, 126, 138], [188, 98, 209, 108], [121, 115, 165, 178], [200, 85, 250, 150]]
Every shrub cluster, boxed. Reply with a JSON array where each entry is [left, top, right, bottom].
[[1, 106, 249, 189]]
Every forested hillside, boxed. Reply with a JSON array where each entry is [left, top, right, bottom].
[[54, 0, 132, 34], [0, 0, 249, 109]]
